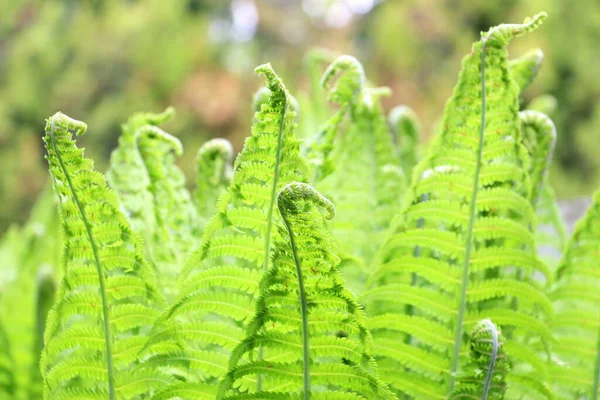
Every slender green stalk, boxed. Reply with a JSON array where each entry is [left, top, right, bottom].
[[449, 37, 488, 392], [280, 205, 311, 400], [49, 118, 116, 400]]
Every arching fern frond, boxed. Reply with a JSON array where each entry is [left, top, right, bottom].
[[314, 56, 405, 294], [41, 113, 167, 400], [450, 319, 509, 399], [519, 110, 566, 270], [108, 109, 196, 296], [194, 138, 233, 223], [549, 190, 600, 399], [148, 64, 310, 393], [362, 13, 553, 399], [218, 183, 396, 399], [389, 105, 421, 178], [509, 49, 544, 93], [306, 55, 364, 182]]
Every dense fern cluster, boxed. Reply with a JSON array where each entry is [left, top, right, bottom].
[[1, 11, 599, 400]]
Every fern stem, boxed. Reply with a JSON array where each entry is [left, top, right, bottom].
[[257, 94, 288, 391], [49, 119, 116, 400], [481, 319, 499, 400], [280, 207, 311, 399], [450, 38, 488, 392], [592, 322, 600, 400]]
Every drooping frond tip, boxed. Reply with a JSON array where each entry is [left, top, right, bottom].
[[277, 182, 335, 220], [320, 55, 365, 104], [483, 12, 547, 46], [255, 63, 287, 98], [196, 138, 233, 162], [136, 125, 183, 156], [509, 49, 544, 91], [47, 112, 87, 138]]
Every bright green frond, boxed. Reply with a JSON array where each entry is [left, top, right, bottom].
[[389, 105, 421, 177], [42, 113, 165, 400], [550, 190, 600, 398], [509, 49, 544, 92], [363, 13, 552, 398], [519, 110, 566, 271], [107, 108, 196, 296], [147, 64, 310, 393], [194, 138, 233, 221], [315, 56, 405, 294], [218, 183, 395, 400]]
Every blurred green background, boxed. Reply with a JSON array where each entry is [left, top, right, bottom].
[[1, 0, 599, 235]]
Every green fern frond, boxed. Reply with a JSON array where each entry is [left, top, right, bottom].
[[306, 55, 364, 182], [550, 190, 600, 399], [363, 13, 553, 399], [108, 109, 196, 296], [41, 113, 166, 400], [450, 319, 509, 399], [218, 183, 396, 399], [509, 49, 544, 93], [148, 64, 310, 390], [0, 186, 62, 400], [193, 138, 233, 222], [519, 110, 566, 270], [389, 105, 421, 178], [315, 56, 405, 293]]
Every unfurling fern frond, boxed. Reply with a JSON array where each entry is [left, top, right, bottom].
[[549, 190, 600, 399], [509, 49, 544, 93], [362, 13, 553, 399], [193, 138, 233, 222], [450, 319, 509, 399], [42, 113, 167, 400], [218, 183, 396, 400], [389, 105, 421, 178], [315, 56, 405, 293], [306, 55, 364, 182], [107, 108, 196, 295], [519, 110, 566, 270], [148, 64, 310, 395]]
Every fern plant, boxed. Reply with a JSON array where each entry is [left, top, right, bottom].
[[362, 13, 553, 399], [314, 56, 405, 293], [107, 108, 197, 296], [218, 182, 396, 399], [9, 9, 600, 400], [41, 113, 167, 399], [549, 189, 600, 399]]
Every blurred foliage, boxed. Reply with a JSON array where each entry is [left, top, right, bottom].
[[0, 0, 599, 234]]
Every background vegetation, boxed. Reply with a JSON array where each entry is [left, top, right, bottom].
[[1, 0, 599, 234]]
